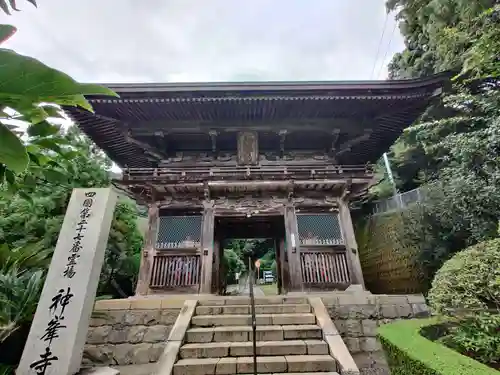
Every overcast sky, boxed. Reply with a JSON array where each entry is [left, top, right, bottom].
[[2, 0, 403, 83]]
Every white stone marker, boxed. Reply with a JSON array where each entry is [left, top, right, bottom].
[[17, 188, 117, 375]]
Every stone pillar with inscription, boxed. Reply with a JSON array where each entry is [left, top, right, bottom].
[[338, 198, 365, 289], [17, 188, 117, 375], [135, 203, 159, 295]]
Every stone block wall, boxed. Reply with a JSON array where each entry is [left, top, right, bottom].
[[322, 294, 430, 375], [83, 298, 181, 366]]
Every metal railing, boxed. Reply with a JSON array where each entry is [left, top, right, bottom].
[[372, 187, 424, 215], [248, 257, 258, 375]]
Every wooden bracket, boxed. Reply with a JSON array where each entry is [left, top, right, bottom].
[[209, 130, 218, 156], [279, 129, 288, 157], [336, 129, 372, 157], [329, 129, 341, 155], [124, 130, 168, 160]]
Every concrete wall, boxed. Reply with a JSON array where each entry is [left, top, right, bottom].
[[322, 294, 429, 375], [84, 298, 182, 366]]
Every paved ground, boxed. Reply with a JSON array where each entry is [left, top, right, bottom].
[[226, 274, 264, 296]]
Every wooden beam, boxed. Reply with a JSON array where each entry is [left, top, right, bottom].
[[200, 201, 215, 294], [124, 131, 168, 160], [284, 203, 302, 291], [128, 118, 364, 135], [337, 198, 365, 289], [135, 201, 159, 295]]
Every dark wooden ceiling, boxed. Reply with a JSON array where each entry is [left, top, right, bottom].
[[66, 73, 450, 168]]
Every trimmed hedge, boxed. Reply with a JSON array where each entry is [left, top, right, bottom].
[[377, 318, 499, 375], [428, 238, 500, 315]]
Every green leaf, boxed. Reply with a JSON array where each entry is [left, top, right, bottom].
[[8, 0, 19, 11], [0, 163, 5, 183], [18, 190, 33, 204], [27, 121, 60, 137], [40, 105, 64, 119], [43, 169, 67, 183], [0, 1, 11, 15], [0, 49, 118, 102], [5, 169, 14, 184], [32, 138, 62, 154], [22, 174, 36, 187], [57, 94, 94, 112], [0, 25, 16, 44], [0, 123, 29, 173]]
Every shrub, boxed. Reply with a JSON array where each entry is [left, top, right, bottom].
[[428, 238, 500, 315], [377, 318, 499, 375], [437, 312, 500, 366]]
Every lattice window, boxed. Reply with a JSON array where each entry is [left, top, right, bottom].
[[156, 215, 202, 249], [297, 213, 344, 246]]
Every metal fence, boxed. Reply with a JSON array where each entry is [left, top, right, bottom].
[[372, 187, 424, 215]]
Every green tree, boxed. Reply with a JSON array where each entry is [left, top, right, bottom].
[[0, 20, 116, 194], [366, 1, 500, 287]]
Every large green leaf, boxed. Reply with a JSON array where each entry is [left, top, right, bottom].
[[27, 121, 60, 137], [0, 49, 118, 101], [0, 123, 28, 173], [0, 25, 16, 44]]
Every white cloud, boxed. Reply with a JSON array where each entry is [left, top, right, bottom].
[[3, 0, 403, 83], [2, 0, 404, 173]]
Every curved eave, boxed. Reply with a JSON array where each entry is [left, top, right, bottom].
[[91, 71, 452, 98], [66, 73, 450, 168]]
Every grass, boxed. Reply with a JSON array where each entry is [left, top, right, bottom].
[[258, 282, 278, 295]]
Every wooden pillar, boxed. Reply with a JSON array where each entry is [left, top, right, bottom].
[[200, 201, 215, 294], [338, 198, 365, 289], [135, 203, 159, 295], [284, 204, 302, 291]]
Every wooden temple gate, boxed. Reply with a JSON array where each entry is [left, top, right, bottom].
[[128, 170, 369, 295], [67, 74, 449, 295]]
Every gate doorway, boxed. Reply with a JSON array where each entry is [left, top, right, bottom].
[[213, 215, 288, 295]]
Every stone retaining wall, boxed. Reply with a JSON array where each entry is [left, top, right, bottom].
[[322, 294, 429, 375], [83, 298, 182, 366], [83, 293, 430, 373]]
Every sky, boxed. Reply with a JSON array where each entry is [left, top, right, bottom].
[[2, 0, 404, 173], [2, 0, 404, 83]]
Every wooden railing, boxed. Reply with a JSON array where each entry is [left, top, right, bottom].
[[150, 253, 201, 288], [300, 250, 350, 287], [123, 164, 373, 183]]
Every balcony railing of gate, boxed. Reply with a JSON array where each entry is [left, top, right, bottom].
[[372, 187, 424, 215]]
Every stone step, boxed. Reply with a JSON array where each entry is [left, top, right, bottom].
[[180, 339, 329, 358], [185, 325, 323, 343], [191, 313, 316, 327], [197, 296, 308, 306], [173, 355, 337, 375], [195, 303, 311, 315]]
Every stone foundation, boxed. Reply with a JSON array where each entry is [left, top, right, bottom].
[[83, 293, 430, 373], [84, 298, 183, 366], [322, 294, 429, 375]]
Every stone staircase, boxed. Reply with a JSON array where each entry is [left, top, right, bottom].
[[172, 296, 339, 375]]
